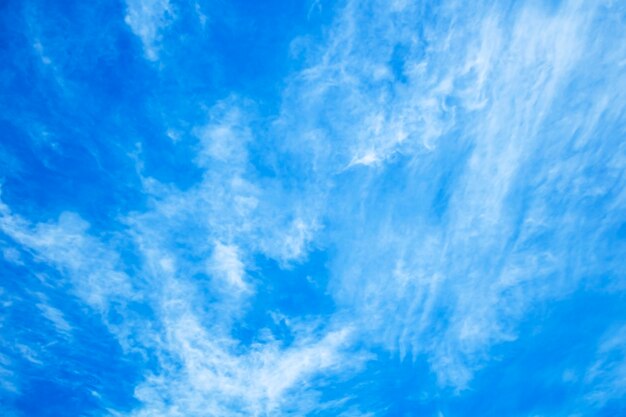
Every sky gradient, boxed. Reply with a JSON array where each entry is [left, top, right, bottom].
[[1, 0, 626, 416]]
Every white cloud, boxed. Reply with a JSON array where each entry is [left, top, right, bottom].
[[2, 247, 22, 265], [3, 0, 626, 413], [0, 353, 18, 394], [124, 0, 174, 61], [271, 0, 626, 390], [131, 319, 359, 417], [0, 204, 133, 315], [208, 242, 248, 293], [112, 99, 364, 414], [0, 94, 367, 415], [37, 302, 72, 335], [584, 326, 626, 406]]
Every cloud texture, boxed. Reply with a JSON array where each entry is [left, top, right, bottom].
[[1, 0, 626, 416]]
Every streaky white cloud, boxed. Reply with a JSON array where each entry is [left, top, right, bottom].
[[0, 286, 20, 395], [0, 353, 18, 394], [125, 0, 174, 61], [584, 326, 626, 406], [117, 99, 365, 415], [133, 97, 320, 267], [273, 0, 626, 390], [36, 302, 72, 335], [2, 247, 22, 265], [0, 202, 133, 315], [3, 0, 625, 413], [0, 192, 363, 417], [132, 307, 360, 417], [0, 92, 370, 415]]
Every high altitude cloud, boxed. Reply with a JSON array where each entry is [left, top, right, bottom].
[[1, 0, 625, 416], [125, 0, 174, 61], [274, 0, 626, 389]]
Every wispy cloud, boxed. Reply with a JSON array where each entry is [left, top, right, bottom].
[[0, 353, 18, 394], [273, 0, 626, 390], [0, 95, 365, 415], [2, 0, 626, 414], [0, 202, 133, 315], [36, 302, 72, 335], [124, 0, 174, 61], [584, 326, 626, 406]]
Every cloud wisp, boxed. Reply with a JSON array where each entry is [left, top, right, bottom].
[[125, 0, 175, 61]]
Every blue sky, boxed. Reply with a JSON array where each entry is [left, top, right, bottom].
[[1, 0, 626, 416]]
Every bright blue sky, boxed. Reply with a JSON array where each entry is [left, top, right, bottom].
[[1, 0, 626, 416]]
